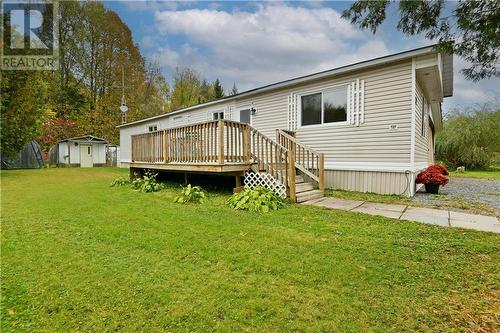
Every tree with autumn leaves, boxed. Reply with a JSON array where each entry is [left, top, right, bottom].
[[1, 1, 169, 156]]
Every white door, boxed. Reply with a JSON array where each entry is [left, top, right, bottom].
[[80, 144, 93, 168]]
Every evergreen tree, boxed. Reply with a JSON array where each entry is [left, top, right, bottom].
[[213, 78, 224, 99], [230, 82, 238, 95]]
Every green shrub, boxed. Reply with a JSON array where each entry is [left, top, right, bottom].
[[131, 171, 163, 193], [436, 109, 500, 168], [227, 186, 286, 213], [110, 177, 130, 187], [174, 184, 206, 204]]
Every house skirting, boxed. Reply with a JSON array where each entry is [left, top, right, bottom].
[[325, 169, 414, 197]]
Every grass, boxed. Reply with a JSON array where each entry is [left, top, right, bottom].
[[1, 168, 499, 332], [324, 189, 416, 206], [449, 165, 500, 180]]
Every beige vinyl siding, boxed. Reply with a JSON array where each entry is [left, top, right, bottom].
[[414, 83, 431, 166], [295, 61, 412, 166], [120, 60, 414, 171], [325, 170, 411, 196]]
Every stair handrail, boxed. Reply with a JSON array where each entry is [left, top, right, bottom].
[[276, 129, 324, 190], [246, 125, 293, 198]]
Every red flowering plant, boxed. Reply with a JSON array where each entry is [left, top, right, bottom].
[[416, 164, 449, 186]]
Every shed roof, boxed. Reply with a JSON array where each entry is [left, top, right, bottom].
[[58, 135, 108, 144]]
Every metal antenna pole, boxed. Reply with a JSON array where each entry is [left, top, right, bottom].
[[120, 65, 128, 124]]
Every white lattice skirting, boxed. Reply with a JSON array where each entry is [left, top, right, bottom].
[[244, 171, 287, 198]]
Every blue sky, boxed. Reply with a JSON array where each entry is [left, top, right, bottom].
[[104, 1, 499, 111]]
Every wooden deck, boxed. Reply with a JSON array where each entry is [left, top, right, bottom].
[[130, 119, 324, 201], [129, 161, 254, 174]]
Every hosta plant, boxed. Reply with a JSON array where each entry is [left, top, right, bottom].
[[227, 186, 285, 213], [174, 184, 206, 204], [131, 171, 164, 193], [110, 177, 130, 187]]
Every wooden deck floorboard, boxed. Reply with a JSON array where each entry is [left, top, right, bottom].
[[130, 162, 254, 174]]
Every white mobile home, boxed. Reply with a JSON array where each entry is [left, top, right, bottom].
[[118, 45, 453, 200], [49, 135, 108, 168]]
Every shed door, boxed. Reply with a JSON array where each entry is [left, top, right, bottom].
[[80, 144, 93, 168]]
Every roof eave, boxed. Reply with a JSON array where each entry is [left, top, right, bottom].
[[118, 44, 440, 129]]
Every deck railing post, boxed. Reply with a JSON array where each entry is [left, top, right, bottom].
[[319, 153, 325, 191], [288, 153, 296, 202], [163, 130, 169, 163], [243, 126, 250, 162], [218, 119, 224, 164]]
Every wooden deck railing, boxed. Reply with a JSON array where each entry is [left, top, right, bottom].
[[131, 120, 253, 164], [276, 129, 324, 190], [131, 120, 307, 199]]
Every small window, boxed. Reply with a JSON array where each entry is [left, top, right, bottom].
[[212, 112, 224, 120], [301, 85, 348, 126], [87, 146, 91, 154], [148, 125, 158, 132], [240, 109, 251, 124]]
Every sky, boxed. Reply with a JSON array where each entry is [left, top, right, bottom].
[[104, 0, 499, 111]]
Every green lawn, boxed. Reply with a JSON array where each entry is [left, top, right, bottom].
[[1, 168, 499, 332], [449, 165, 500, 180]]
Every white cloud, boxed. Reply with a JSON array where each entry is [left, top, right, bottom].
[[443, 56, 500, 111], [152, 3, 390, 90]]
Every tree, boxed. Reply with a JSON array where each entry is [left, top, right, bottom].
[[0, 71, 51, 157], [199, 79, 214, 103], [170, 67, 201, 110], [342, 0, 500, 81], [436, 109, 500, 168], [230, 82, 238, 95], [213, 78, 224, 99]]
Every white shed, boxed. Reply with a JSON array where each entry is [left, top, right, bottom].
[[49, 135, 108, 167]]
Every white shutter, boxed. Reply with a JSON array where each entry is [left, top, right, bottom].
[[349, 79, 365, 126], [288, 93, 298, 130]]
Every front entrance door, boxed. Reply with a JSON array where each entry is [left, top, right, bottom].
[[80, 144, 93, 168]]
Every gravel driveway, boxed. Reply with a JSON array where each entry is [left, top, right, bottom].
[[413, 177, 500, 214]]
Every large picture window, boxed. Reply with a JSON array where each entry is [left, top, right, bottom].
[[301, 85, 348, 126]]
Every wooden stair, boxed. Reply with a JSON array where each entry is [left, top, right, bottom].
[[294, 175, 324, 203]]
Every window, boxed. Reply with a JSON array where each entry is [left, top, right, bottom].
[[212, 111, 224, 120], [240, 109, 251, 124], [301, 85, 348, 126], [87, 146, 91, 155], [148, 125, 158, 132]]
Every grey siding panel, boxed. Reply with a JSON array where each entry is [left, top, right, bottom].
[[325, 169, 411, 196]]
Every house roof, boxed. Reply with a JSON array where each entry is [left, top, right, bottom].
[[118, 44, 453, 129], [58, 135, 108, 144]]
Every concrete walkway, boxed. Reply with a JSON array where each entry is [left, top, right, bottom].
[[303, 197, 500, 233]]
